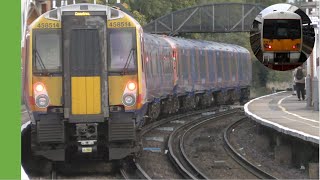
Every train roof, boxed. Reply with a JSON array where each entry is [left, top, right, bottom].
[[29, 3, 140, 29], [263, 11, 301, 20], [156, 34, 249, 54]]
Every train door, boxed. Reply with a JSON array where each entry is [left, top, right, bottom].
[[62, 12, 108, 122]]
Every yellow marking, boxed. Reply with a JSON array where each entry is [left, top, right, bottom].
[[263, 38, 301, 52], [72, 77, 87, 114], [277, 95, 318, 123], [71, 76, 101, 115], [85, 77, 101, 114], [75, 12, 91, 16], [107, 15, 136, 28], [281, 116, 319, 128], [32, 76, 62, 106], [108, 75, 137, 106], [33, 17, 61, 29]]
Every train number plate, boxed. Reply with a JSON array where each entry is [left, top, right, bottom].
[[82, 147, 92, 153]]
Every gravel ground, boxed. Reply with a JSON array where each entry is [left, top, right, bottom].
[[24, 155, 123, 179], [138, 114, 204, 179], [229, 119, 309, 179], [183, 112, 257, 179]]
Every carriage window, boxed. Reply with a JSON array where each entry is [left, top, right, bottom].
[[223, 53, 230, 81], [216, 52, 223, 81], [33, 29, 61, 73], [231, 53, 236, 81], [200, 51, 206, 79], [108, 28, 137, 72], [208, 51, 215, 82], [238, 54, 244, 81], [263, 19, 301, 39], [193, 50, 198, 80]]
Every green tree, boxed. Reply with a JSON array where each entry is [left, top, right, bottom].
[[115, 0, 290, 93]]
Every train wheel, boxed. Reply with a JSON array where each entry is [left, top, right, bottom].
[[227, 90, 235, 105], [214, 92, 223, 105], [148, 102, 160, 121], [173, 97, 180, 113], [195, 95, 200, 108], [182, 95, 190, 110]]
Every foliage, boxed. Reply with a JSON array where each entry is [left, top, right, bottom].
[[81, 0, 106, 4], [105, 0, 289, 91], [267, 70, 293, 83]]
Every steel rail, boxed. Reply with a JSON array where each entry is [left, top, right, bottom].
[[120, 160, 151, 180], [168, 108, 239, 179], [223, 118, 277, 179]]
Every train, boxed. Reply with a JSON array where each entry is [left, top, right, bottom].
[[261, 11, 302, 65], [22, 3, 251, 162]]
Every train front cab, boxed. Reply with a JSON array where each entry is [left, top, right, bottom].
[[25, 4, 144, 162], [261, 11, 302, 64]]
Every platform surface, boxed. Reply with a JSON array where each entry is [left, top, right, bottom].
[[245, 91, 319, 144]]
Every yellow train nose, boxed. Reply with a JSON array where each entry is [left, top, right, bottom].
[[71, 76, 101, 115]]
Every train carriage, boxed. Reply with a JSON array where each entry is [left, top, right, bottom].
[[22, 3, 251, 163]]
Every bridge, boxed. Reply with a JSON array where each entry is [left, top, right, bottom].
[[143, 3, 266, 35]]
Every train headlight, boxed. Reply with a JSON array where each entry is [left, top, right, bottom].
[[292, 43, 300, 49], [122, 94, 136, 107], [264, 44, 272, 49], [127, 82, 136, 91], [35, 84, 44, 92], [35, 94, 50, 108]]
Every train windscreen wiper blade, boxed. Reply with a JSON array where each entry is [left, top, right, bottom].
[[121, 48, 135, 75], [34, 49, 48, 72]]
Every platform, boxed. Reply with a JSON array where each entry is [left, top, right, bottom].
[[244, 91, 319, 144]]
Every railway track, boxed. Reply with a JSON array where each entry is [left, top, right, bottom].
[[120, 159, 151, 179], [224, 118, 276, 179], [170, 108, 277, 179], [123, 106, 234, 179], [137, 106, 232, 179], [168, 108, 239, 179]]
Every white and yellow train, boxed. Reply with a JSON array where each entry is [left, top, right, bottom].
[[22, 3, 251, 162], [261, 11, 302, 67]]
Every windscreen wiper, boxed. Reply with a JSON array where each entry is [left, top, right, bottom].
[[121, 48, 135, 75], [34, 49, 48, 73]]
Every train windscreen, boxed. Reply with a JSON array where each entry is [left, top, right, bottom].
[[108, 28, 137, 73], [263, 19, 301, 39], [33, 29, 61, 73]]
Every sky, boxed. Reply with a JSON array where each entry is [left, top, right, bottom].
[[259, 3, 293, 17]]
